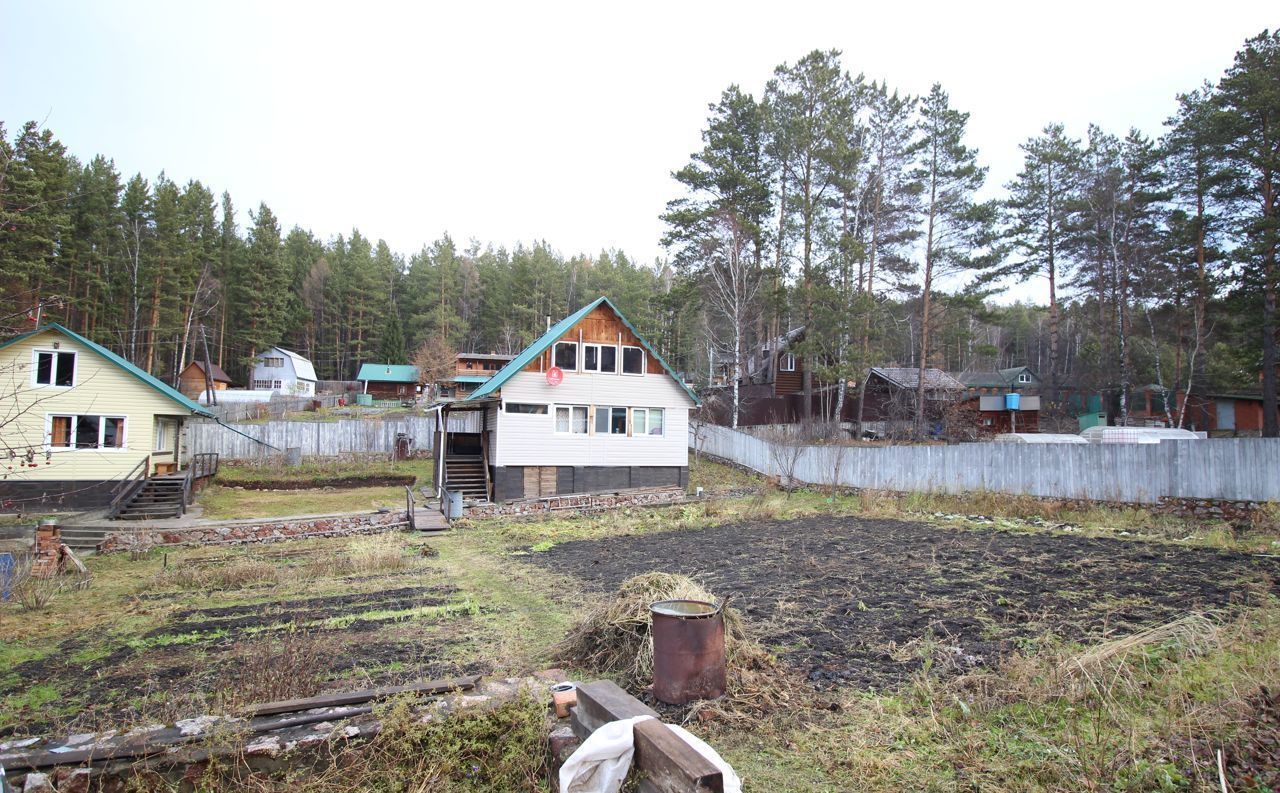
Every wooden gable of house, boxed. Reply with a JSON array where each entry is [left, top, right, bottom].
[[522, 304, 666, 376]]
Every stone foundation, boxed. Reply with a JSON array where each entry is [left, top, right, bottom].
[[98, 511, 410, 553], [464, 487, 688, 519]]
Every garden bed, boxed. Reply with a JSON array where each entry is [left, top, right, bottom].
[[532, 514, 1280, 689]]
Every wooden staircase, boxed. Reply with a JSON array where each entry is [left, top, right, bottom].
[[112, 473, 188, 520], [444, 455, 489, 501]]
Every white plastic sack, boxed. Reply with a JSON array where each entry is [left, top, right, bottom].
[[558, 715, 742, 793]]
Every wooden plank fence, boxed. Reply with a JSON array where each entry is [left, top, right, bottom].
[[187, 417, 436, 460], [690, 422, 1280, 504]]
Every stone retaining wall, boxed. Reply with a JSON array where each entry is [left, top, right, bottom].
[[99, 511, 409, 553], [463, 487, 687, 519]]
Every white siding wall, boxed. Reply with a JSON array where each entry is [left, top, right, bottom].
[[251, 349, 315, 396], [494, 370, 692, 467]]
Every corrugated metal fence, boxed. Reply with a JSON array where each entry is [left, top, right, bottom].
[[690, 423, 1280, 504], [187, 417, 436, 460]]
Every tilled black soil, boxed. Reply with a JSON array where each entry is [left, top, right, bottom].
[[532, 516, 1280, 689]]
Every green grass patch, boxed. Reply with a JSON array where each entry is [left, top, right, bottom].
[[216, 457, 433, 485], [197, 484, 407, 519]]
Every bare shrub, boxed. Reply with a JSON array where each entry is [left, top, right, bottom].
[[215, 629, 329, 713], [763, 427, 806, 494], [7, 552, 66, 611]]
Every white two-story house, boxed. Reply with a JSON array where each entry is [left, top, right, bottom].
[[251, 347, 317, 397], [430, 297, 699, 503]]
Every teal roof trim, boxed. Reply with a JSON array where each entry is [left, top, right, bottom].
[[0, 323, 214, 417], [464, 297, 700, 405], [450, 375, 491, 384], [356, 363, 418, 383]]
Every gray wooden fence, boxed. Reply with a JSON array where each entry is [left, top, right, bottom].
[[690, 422, 1280, 504], [187, 417, 435, 460]]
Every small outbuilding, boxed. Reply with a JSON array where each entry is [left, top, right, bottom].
[[177, 360, 233, 399], [356, 364, 419, 400]]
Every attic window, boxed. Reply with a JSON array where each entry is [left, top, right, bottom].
[[1018, 373, 1031, 384], [779, 353, 796, 373], [554, 342, 578, 371], [34, 350, 76, 387], [582, 344, 617, 373], [621, 346, 644, 376], [263, 357, 285, 368]]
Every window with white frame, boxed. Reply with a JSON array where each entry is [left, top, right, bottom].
[[1017, 372, 1031, 383], [594, 406, 628, 435], [155, 420, 171, 451], [272, 380, 283, 389], [582, 344, 618, 373], [621, 346, 644, 375], [47, 414, 125, 450], [554, 405, 589, 434], [33, 350, 76, 387], [262, 356, 285, 368], [553, 341, 578, 371], [779, 353, 796, 372], [632, 408, 665, 437], [253, 379, 273, 390]]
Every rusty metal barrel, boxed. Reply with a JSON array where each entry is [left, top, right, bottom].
[[650, 599, 726, 705]]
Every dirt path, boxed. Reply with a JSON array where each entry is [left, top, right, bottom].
[[532, 516, 1280, 688]]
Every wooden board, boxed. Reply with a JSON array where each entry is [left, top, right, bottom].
[[241, 675, 479, 717], [571, 680, 723, 793]]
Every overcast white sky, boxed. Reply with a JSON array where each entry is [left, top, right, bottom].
[[3, 1, 1275, 303]]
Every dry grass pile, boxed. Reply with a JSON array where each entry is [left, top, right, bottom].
[[150, 557, 281, 590], [556, 572, 802, 724]]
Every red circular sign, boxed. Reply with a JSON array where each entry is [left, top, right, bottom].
[[546, 366, 564, 386]]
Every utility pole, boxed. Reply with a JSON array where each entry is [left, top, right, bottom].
[[199, 323, 217, 406]]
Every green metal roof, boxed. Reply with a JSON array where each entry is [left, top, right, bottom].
[[0, 323, 214, 417], [356, 363, 419, 383], [464, 296, 700, 405]]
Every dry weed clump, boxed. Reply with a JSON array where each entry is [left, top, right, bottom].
[[215, 629, 330, 713], [150, 557, 281, 590], [5, 550, 90, 610], [556, 572, 802, 724], [147, 535, 413, 591]]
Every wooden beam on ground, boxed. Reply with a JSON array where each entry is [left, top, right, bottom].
[[634, 719, 723, 793], [570, 680, 658, 741], [571, 680, 722, 793], [241, 675, 479, 717]]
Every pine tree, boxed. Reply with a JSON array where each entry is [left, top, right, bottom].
[[1001, 123, 1082, 401], [379, 307, 407, 364], [1214, 29, 1280, 436], [912, 84, 996, 436]]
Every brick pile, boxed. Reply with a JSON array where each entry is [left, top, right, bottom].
[[30, 522, 61, 577]]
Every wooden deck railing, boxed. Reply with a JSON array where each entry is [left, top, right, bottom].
[[106, 456, 150, 519]]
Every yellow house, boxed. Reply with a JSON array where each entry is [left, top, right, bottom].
[[0, 323, 214, 511]]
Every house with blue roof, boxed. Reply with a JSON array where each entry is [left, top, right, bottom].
[[430, 297, 699, 504], [0, 323, 214, 511]]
